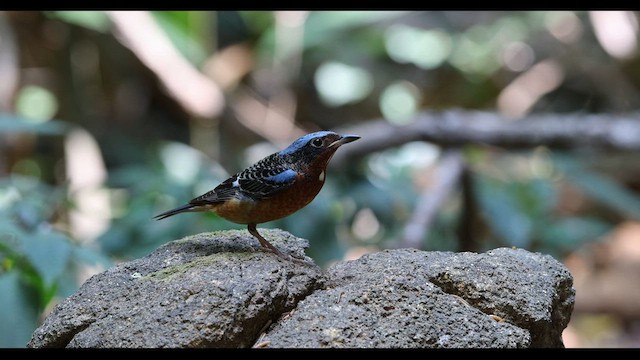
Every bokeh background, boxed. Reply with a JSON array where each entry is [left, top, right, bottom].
[[1, 10, 640, 348]]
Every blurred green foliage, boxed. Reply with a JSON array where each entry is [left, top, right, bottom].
[[2, 10, 640, 347], [0, 173, 111, 347], [474, 167, 613, 253]]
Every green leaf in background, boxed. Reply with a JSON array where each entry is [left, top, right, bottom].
[[521, 177, 557, 219], [0, 114, 69, 135], [21, 231, 72, 288], [303, 11, 407, 50], [0, 220, 27, 254], [48, 11, 110, 33], [251, 11, 405, 60], [0, 271, 40, 348], [151, 11, 209, 66], [0, 177, 68, 251], [474, 177, 533, 248], [540, 216, 613, 253], [554, 154, 640, 220]]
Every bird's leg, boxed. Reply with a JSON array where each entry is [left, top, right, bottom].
[[247, 224, 315, 266], [247, 223, 286, 257]]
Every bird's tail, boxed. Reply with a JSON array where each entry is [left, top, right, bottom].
[[153, 203, 197, 220]]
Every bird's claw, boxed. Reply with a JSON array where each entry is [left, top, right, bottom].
[[256, 246, 315, 266]]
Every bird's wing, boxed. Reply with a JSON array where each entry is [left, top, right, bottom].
[[239, 167, 298, 199], [190, 154, 298, 205]]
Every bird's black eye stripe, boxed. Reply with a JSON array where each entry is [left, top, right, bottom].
[[311, 138, 323, 147]]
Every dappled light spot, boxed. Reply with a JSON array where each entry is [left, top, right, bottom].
[[501, 41, 535, 72], [64, 129, 109, 243], [15, 85, 58, 123], [449, 15, 535, 80], [589, 11, 638, 60], [367, 141, 440, 184], [314, 61, 373, 107], [379, 81, 420, 125], [352, 207, 380, 242], [159, 142, 204, 185], [497, 59, 564, 118], [528, 147, 555, 179], [65, 129, 106, 190], [545, 11, 582, 44], [448, 25, 503, 79], [384, 25, 452, 70]]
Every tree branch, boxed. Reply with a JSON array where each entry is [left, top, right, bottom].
[[106, 11, 225, 119], [331, 109, 640, 167], [457, 167, 477, 253]]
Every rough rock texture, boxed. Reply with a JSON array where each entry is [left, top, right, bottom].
[[261, 248, 573, 348], [425, 248, 574, 347], [28, 229, 323, 348], [28, 230, 575, 348]]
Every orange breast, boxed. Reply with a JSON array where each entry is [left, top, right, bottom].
[[211, 174, 325, 225]]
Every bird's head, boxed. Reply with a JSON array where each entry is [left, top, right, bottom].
[[279, 131, 360, 168]]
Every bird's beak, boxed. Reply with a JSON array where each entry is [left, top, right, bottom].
[[329, 134, 360, 148]]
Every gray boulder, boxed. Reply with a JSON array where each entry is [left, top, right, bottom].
[[261, 248, 573, 348], [28, 230, 574, 348], [28, 229, 323, 348]]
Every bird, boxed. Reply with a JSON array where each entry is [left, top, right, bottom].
[[154, 131, 360, 259]]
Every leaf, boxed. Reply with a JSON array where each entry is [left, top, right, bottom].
[[540, 216, 612, 251], [0, 271, 40, 347], [474, 177, 533, 247], [303, 11, 408, 50], [520, 178, 557, 218], [554, 155, 640, 220], [0, 114, 69, 135], [21, 231, 72, 287], [0, 220, 28, 255], [48, 11, 110, 33]]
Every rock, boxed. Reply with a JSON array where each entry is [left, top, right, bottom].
[[28, 231, 575, 348], [261, 248, 564, 348], [426, 248, 574, 347], [28, 229, 323, 348]]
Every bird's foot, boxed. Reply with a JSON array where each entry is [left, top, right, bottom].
[[248, 224, 315, 266], [257, 246, 315, 266]]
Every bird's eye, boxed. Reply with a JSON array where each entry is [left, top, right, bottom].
[[311, 138, 324, 148]]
